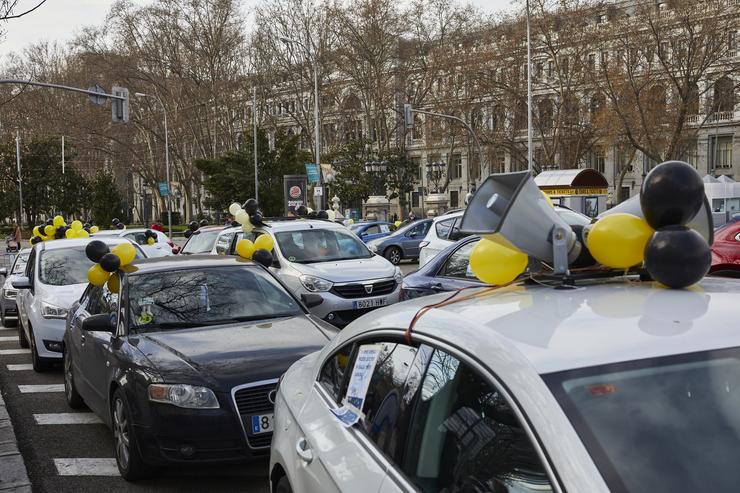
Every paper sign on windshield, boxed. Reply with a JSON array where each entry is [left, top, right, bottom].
[[330, 404, 362, 428], [345, 344, 381, 410]]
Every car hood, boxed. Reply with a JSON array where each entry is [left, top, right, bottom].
[[37, 282, 87, 308], [131, 315, 332, 392], [290, 255, 395, 282]]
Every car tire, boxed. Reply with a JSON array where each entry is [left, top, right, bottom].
[[2, 312, 17, 328], [17, 319, 29, 348], [63, 348, 85, 409], [28, 325, 52, 372], [275, 476, 293, 493], [112, 388, 153, 481], [384, 247, 402, 265]]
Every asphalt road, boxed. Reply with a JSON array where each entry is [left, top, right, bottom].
[[0, 323, 270, 492]]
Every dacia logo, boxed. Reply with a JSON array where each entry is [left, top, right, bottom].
[[364, 284, 374, 294]]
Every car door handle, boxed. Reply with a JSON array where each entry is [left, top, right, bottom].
[[295, 437, 314, 464]]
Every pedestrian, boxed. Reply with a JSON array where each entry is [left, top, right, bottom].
[[408, 210, 416, 222], [12, 220, 21, 246], [465, 183, 477, 206]]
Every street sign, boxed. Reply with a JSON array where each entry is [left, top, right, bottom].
[[158, 182, 170, 197], [87, 84, 106, 106], [314, 186, 324, 197], [305, 163, 320, 184]]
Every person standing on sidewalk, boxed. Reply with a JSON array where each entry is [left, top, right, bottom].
[[12, 221, 22, 249]]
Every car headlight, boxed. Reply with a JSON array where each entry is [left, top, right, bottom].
[[41, 302, 68, 319], [394, 267, 403, 283], [148, 384, 220, 409], [3, 289, 18, 300], [300, 275, 333, 292]]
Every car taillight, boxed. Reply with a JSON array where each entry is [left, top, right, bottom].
[[419, 241, 430, 248]]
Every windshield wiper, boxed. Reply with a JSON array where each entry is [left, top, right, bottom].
[[136, 321, 204, 330], [202, 313, 298, 325]]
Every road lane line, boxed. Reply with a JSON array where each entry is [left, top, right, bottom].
[[34, 413, 102, 425], [0, 349, 31, 355], [54, 458, 119, 476], [6, 364, 33, 371], [18, 384, 64, 393], [0, 336, 18, 341]]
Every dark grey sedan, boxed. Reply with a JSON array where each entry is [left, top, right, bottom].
[[366, 219, 432, 265]]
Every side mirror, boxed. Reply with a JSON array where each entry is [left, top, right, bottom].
[[12, 277, 31, 289], [301, 293, 324, 308], [81, 313, 115, 333]]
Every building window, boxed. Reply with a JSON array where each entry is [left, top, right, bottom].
[[450, 190, 459, 208], [588, 53, 596, 70], [713, 136, 733, 169], [449, 154, 463, 180], [682, 143, 699, 167], [412, 114, 424, 141], [730, 30, 738, 51], [410, 157, 421, 181], [590, 147, 606, 173], [411, 191, 420, 208]]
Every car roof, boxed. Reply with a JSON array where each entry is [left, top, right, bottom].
[[343, 277, 740, 375], [36, 237, 134, 251], [263, 219, 345, 232], [126, 254, 258, 274], [431, 210, 464, 223]]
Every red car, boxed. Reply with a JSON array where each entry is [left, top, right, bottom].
[[710, 221, 740, 276]]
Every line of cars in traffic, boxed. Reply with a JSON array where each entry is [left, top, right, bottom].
[[2, 206, 739, 490]]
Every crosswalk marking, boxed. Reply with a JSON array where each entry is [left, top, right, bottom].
[[34, 413, 102, 425], [18, 384, 64, 393], [54, 458, 119, 476], [6, 364, 33, 371], [0, 336, 17, 342], [0, 348, 31, 355]]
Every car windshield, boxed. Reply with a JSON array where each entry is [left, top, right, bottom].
[[276, 228, 372, 263], [545, 348, 740, 493], [181, 230, 220, 254], [128, 266, 302, 331], [12, 254, 29, 274], [39, 244, 143, 286]]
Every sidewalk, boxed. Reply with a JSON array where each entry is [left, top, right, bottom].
[[0, 390, 31, 492]]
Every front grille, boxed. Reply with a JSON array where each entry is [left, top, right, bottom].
[[332, 279, 396, 299], [232, 381, 278, 450]]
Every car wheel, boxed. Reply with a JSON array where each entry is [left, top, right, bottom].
[[1, 311, 16, 328], [17, 319, 29, 348], [63, 348, 85, 409], [28, 325, 51, 372], [276, 476, 293, 493], [384, 247, 402, 265], [112, 388, 152, 481]]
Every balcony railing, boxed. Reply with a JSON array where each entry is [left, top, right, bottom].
[[687, 111, 739, 126]]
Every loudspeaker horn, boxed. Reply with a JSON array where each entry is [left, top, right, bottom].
[[461, 171, 581, 270], [598, 194, 714, 245]]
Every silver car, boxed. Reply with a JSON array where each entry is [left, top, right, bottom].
[[270, 276, 739, 492], [0, 248, 30, 327], [255, 220, 402, 328]]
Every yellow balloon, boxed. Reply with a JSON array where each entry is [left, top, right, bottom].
[[254, 234, 274, 252], [588, 213, 654, 269], [394, 220, 402, 228], [147, 237, 155, 245], [90, 226, 99, 234], [112, 242, 136, 266], [71, 220, 83, 231], [53, 215, 65, 227], [88, 264, 110, 286], [348, 219, 355, 225], [236, 239, 255, 259], [32, 226, 41, 237], [44, 225, 55, 236], [107, 273, 120, 294], [65, 229, 75, 239], [469, 237, 528, 285], [76, 229, 90, 238], [541, 190, 554, 208]]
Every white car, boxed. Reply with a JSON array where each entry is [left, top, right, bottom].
[[93, 228, 178, 257], [270, 275, 738, 492], [180, 225, 241, 255], [14, 238, 146, 371], [0, 248, 31, 327], [253, 220, 402, 328]]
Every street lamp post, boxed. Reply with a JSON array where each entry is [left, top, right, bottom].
[[364, 160, 389, 195], [135, 92, 172, 237], [526, 0, 533, 173]]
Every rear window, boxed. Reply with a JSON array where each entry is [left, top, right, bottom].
[[181, 230, 220, 254], [546, 349, 740, 493], [435, 218, 454, 239]]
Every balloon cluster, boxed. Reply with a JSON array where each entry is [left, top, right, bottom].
[[235, 234, 275, 268], [294, 204, 337, 222], [111, 218, 125, 230], [30, 216, 100, 244], [143, 229, 157, 246], [586, 161, 711, 288], [85, 240, 137, 293], [228, 198, 265, 234]]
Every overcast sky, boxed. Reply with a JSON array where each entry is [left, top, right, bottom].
[[0, 0, 511, 59]]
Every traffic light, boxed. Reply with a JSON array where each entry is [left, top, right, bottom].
[[111, 86, 130, 123], [404, 104, 414, 130]]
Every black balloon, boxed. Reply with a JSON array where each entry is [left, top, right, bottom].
[[83, 223, 92, 229], [644, 226, 711, 289], [189, 221, 199, 231], [30, 236, 42, 245], [112, 218, 120, 225], [85, 240, 110, 263], [296, 205, 308, 217], [317, 210, 329, 220], [184, 229, 193, 238], [250, 213, 264, 226], [252, 249, 273, 268], [145, 229, 155, 238], [84, 226, 91, 233], [641, 161, 704, 229], [244, 198, 259, 215], [46, 218, 53, 226], [230, 220, 240, 227], [307, 211, 317, 219], [199, 219, 208, 227], [99, 252, 121, 273], [570, 225, 597, 268], [116, 223, 125, 230]]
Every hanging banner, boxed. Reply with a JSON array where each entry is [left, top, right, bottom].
[[305, 163, 320, 184], [284, 175, 308, 215]]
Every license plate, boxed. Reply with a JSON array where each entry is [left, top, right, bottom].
[[353, 298, 388, 309], [250, 413, 274, 434]]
